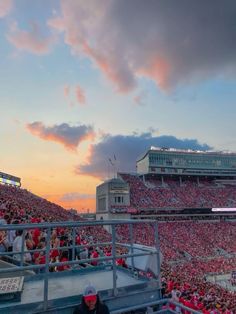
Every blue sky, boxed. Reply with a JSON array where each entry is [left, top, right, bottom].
[[1, 0, 236, 211]]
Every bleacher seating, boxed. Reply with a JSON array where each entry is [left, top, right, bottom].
[[119, 173, 236, 209], [0, 183, 235, 313]]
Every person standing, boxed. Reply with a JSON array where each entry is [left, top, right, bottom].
[[73, 284, 110, 314]]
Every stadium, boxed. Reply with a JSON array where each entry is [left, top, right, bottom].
[[0, 147, 235, 313]]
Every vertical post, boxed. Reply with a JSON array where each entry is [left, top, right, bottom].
[[20, 229, 26, 267], [44, 227, 51, 311], [107, 161, 110, 180], [154, 221, 161, 290], [111, 224, 117, 296], [72, 227, 76, 269], [129, 223, 135, 272]]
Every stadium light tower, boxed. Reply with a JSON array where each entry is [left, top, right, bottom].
[[108, 154, 117, 179]]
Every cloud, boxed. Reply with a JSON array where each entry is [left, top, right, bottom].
[[0, 0, 12, 18], [76, 132, 211, 178], [48, 0, 136, 92], [63, 84, 86, 106], [60, 192, 95, 202], [133, 90, 148, 106], [75, 84, 86, 105], [26, 121, 95, 151], [48, 0, 236, 92], [63, 85, 70, 98], [7, 21, 55, 55]]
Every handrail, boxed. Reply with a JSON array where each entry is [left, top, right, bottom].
[[30, 298, 202, 314], [0, 219, 161, 311], [0, 219, 155, 231], [110, 299, 202, 314]]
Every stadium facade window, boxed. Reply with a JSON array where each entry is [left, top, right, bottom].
[[114, 196, 124, 204], [148, 152, 236, 169]]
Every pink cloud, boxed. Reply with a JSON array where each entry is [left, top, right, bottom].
[[48, 1, 136, 93], [48, 1, 236, 92], [82, 42, 136, 93], [75, 84, 86, 105], [63, 85, 70, 98], [7, 22, 55, 55], [0, 0, 12, 18], [26, 121, 95, 151], [133, 90, 148, 106], [139, 56, 171, 91]]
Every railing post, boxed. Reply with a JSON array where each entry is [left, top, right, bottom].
[[154, 221, 161, 290], [129, 223, 135, 272], [72, 226, 76, 269], [20, 229, 26, 267], [44, 227, 51, 311], [111, 224, 117, 296]]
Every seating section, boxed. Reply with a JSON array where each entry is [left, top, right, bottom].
[[115, 221, 236, 259], [0, 183, 235, 313], [119, 173, 236, 209], [116, 221, 236, 313], [0, 184, 77, 222]]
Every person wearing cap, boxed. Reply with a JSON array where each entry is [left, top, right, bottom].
[[73, 284, 110, 314]]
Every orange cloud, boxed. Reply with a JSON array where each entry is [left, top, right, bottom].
[[139, 56, 171, 90], [62, 198, 95, 213], [47, 194, 95, 212], [0, 0, 12, 18], [7, 21, 55, 55], [26, 121, 95, 151]]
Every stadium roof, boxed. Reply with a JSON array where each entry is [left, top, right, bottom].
[[150, 146, 236, 155], [137, 147, 236, 162]]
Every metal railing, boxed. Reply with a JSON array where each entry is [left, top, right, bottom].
[[31, 298, 202, 314], [111, 299, 202, 314], [0, 219, 161, 311]]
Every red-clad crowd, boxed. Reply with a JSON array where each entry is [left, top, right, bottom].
[[115, 221, 236, 313], [161, 258, 236, 314], [119, 174, 236, 209], [115, 221, 236, 260], [0, 184, 78, 222], [0, 184, 81, 269], [0, 183, 235, 313]]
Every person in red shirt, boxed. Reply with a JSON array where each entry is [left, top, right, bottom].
[[183, 296, 198, 314], [104, 249, 112, 265], [90, 249, 99, 266], [33, 241, 45, 262], [116, 257, 128, 268], [50, 248, 59, 259], [57, 251, 70, 272], [76, 235, 81, 245], [167, 280, 174, 293], [32, 228, 41, 247]]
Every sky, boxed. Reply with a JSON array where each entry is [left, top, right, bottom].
[[1, 0, 236, 212]]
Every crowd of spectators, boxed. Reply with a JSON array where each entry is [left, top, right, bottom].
[[0, 184, 78, 222], [161, 258, 236, 313], [115, 221, 236, 260], [115, 221, 236, 313], [119, 174, 236, 209], [0, 183, 235, 313], [124, 223, 236, 313]]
